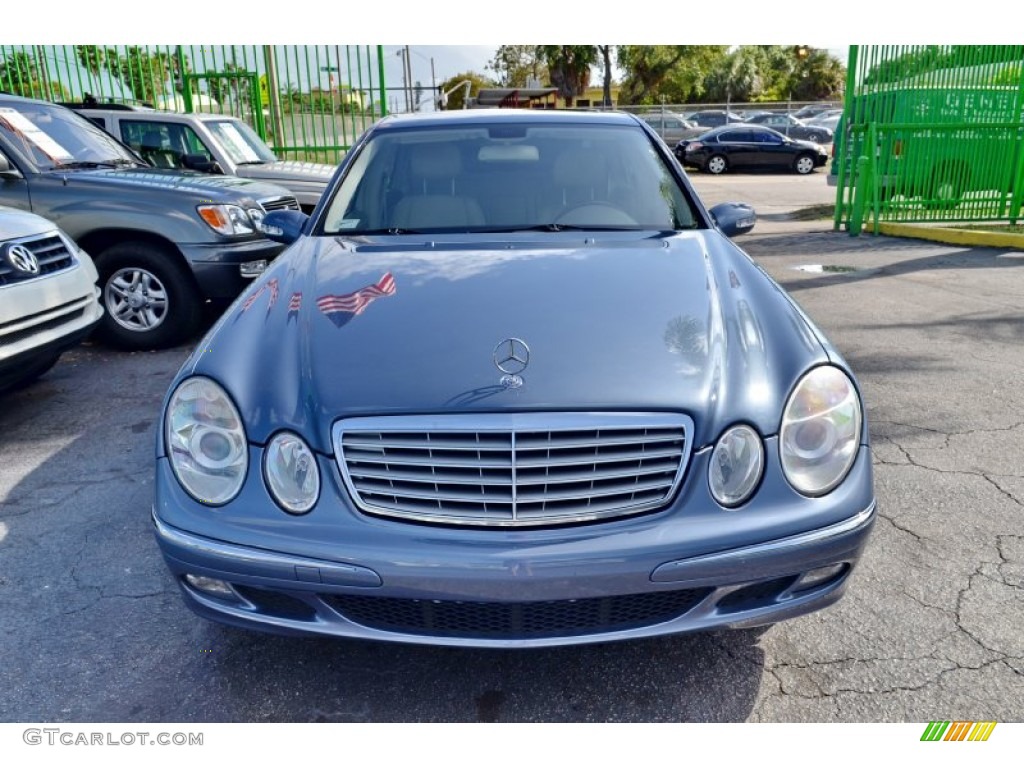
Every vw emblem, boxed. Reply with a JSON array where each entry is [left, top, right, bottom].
[[493, 338, 530, 375], [5, 244, 40, 275]]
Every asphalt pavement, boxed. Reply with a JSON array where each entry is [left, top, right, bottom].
[[1, 172, 1021, 722]]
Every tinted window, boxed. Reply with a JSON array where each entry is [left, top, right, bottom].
[[322, 123, 700, 234], [718, 130, 752, 143]]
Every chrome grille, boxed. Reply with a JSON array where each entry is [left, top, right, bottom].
[[334, 413, 693, 527], [259, 195, 300, 212], [0, 232, 76, 286]]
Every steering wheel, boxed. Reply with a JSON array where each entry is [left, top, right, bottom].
[[553, 202, 638, 227]]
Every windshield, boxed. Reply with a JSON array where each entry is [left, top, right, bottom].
[[206, 119, 277, 164], [0, 101, 139, 170], [321, 122, 700, 235]]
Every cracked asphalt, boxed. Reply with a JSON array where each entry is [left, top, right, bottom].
[[1, 175, 1022, 722]]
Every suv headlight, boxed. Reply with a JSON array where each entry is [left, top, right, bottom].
[[780, 366, 862, 496], [165, 377, 248, 505], [263, 431, 320, 514], [709, 424, 764, 507], [198, 204, 256, 236]]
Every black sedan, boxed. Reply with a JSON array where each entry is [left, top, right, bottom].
[[744, 112, 834, 143], [682, 125, 829, 175], [686, 109, 746, 129]]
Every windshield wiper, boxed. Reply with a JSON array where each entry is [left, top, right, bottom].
[[51, 159, 136, 170]]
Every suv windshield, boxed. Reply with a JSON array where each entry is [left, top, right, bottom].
[[321, 122, 700, 235], [206, 119, 277, 165], [0, 101, 139, 170]]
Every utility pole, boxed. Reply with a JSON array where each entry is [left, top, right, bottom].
[[404, 46, 413, 113]]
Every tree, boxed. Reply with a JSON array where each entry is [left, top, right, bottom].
[[487, 46, 546, 87], [597, 45, 614, 107], [0, 50, 66, 100], [702, 48, 765, 103], [74, 45, 191, 104], [539, 46, 597, 107], [437, 71, 494, 110], [785, 47, 845, 101], [617, 46, 728, 105], [207, 62, 251, 111]]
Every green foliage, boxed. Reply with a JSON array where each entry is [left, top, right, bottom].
[[0, 51, 66, 100], [864, 45, 1024, 86], [488, 46, 547, 88], [539, 46, 597, 107], [438, 71, 494, 110], [74, 45, 191, 103], [785, 48, 845, 101], [206, 62, 251, 110], [617, 46, 728, 105]]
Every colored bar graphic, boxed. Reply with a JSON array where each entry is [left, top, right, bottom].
[[921, 721, 996, 742]]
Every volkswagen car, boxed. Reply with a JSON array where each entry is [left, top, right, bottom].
[[153, 110, 875, 648]]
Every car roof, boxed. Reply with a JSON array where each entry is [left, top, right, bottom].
[[374, 109, 642, 130]]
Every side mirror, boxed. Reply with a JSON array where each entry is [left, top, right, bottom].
[[181, 153, 224, 174], [0, 154, 23, 179], [261, 209, 308, 244], [709, 202, 756, 238]]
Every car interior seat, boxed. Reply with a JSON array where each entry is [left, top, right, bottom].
[[391, 143, 485, 230], [140, 130, 179, 169]]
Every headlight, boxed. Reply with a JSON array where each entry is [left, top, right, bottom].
[[165, 377, 248, 505], [709, 424, 764, 507], [197, 204, 256, 236], [263, 431, 320, 514], [247, 207, 266, 232], [780, 366, 862, 496]]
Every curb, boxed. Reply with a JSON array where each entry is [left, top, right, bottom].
[[876, 222, 1024, 248]]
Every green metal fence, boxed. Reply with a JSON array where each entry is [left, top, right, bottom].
[[835, 45, 1024, 234], [0, 45, 388, 163]]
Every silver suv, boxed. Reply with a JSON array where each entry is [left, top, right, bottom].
[[74, 106, 335, 212], [0, 205, 103, 391]]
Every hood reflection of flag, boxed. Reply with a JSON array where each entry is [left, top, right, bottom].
[[317, 272, 396, 328]]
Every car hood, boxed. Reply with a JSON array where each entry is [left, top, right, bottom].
[[235, 160, 335, 185], [48, 167, 293, 204], [186, 231, 829, 453], [0, 204, 58, 239]]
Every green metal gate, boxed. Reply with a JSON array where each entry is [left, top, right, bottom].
[[0, 45, 388, 163], [834, 45, 1024, 234]]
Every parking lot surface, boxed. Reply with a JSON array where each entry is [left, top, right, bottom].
[[1, 175, 1022, 722]]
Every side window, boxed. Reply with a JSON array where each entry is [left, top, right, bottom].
[[179, 125, 213, 160], [120, 120, 179, 168], [719, 130, 751, 143]]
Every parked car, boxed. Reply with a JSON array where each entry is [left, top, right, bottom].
[[744, 113, 834, 144], [153, 109, 875, 648], [805, 111, 843, 134], [0, 94, 299, 349], [0, 205, 103, 391], [71, 104, 335, 212], [638, 112, 706, 145], [685, 110, 745, 128], [791, 104, 837, 121], [684, 125, 829, 175]]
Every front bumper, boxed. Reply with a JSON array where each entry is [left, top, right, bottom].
[[153, 443, 877, 648], [179, 238, 285, 299]]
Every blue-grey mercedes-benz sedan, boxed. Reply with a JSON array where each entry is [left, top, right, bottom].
[[153, 109, 875, 648]]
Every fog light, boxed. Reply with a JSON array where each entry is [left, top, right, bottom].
[[239, 260, 268, 278], [793, 563, 847, 592], [184, 574, 236, 599]]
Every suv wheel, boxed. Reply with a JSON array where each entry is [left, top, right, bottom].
[[94, 242, 202, 350]]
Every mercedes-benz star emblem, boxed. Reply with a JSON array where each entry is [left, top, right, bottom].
[[5, 244, 40, 275], [493, 338, 530, 375]]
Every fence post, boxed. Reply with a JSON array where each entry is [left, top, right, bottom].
[[849, 155, 870, 236], [262, 46, 286, 148], [376, 45, 387, 117], [175, 46, 193, 112]]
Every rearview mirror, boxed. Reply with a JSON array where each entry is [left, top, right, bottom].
[[709, 202, 756, 238], [0, 153, 23, 179], [182, 153, 223, 174]]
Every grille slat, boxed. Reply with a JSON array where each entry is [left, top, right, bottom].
[[334, 414, 692, 527], [260, 195, 301, 212]]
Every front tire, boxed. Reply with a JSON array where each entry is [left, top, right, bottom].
[[94, 242, 202, 350], [706, 154, 728, 175], [794, 154, 816, 175]]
